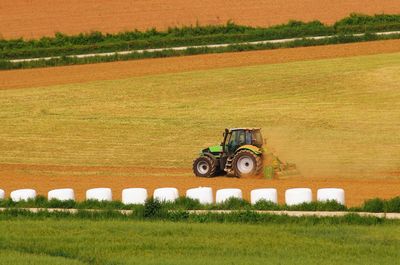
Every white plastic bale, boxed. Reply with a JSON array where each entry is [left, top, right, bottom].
[[122, 188, 148, 205], [10, 189, 37, 202], [153, 188, 179, 202], [317, 188, 345, 205], [86, 188, 112, 201], [48, 188, 75, 201], [0, 189, 4, 200], [186, 187, 213, 204], [285, 188, 312, 206], [250, 188, 278, 204], [216, 188, 242, 203]]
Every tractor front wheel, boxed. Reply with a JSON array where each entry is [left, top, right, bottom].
[[232, 150, 262, 177], [193, 156, 216, 178]]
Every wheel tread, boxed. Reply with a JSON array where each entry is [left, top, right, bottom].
[[232, 150, 263, 177], [192, 156, 217, 178]]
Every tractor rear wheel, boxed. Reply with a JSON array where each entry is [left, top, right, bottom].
[[193, 156, 217, 178], [232, 150, 262, 177]]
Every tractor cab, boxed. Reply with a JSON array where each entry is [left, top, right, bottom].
[[193, 128, 264, 178], [222, 128, 263, 156]]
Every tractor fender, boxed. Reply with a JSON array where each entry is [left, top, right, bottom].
[[235, 145, 262, 155], [203, 152, 218, 160], [202, 152, 220, 168]]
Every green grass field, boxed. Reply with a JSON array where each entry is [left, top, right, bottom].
[[0, 52, 399, 177], [0, 219, 398, 265]]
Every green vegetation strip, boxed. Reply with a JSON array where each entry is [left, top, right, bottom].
[[1, 32, 400, 70], [0, 207, 398, 226], [1, 13, 400, 70], [8, 31, 400, 63], [2, 208, 400, 221], [1, 196, 400, 217], [1, 219, 399, 265], [1, 197, 399, 263]]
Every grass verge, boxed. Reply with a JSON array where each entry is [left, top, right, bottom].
[[2, 32, 400, 70], [0, 207, 396, 226], [1, 196, 400, 213]]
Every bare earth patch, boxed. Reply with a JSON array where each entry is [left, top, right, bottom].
[[1, 0, 400, 39]]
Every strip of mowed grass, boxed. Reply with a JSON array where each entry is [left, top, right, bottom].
[[0, 52, 399, 177], [0, 219, 399, 265]]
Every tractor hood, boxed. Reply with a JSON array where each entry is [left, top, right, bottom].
[[201, 145, 223, 155]]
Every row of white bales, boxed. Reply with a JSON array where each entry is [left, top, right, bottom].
[[1, 187, 345, 206]]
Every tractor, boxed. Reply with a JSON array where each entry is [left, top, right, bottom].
[[193, 128, 264, 178]]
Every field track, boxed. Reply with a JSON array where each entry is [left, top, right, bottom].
[[2, 39, 400, 90], [0, 164, 398, 206], [1, 0, 400, 39], [9, 31, 400, 63]]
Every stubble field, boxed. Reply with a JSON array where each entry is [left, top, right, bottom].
[[0, 44, 399, 206]]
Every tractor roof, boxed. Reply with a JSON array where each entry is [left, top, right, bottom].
[[227, 128, 261, 132]]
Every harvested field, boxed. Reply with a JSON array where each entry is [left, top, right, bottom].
[[1, 0, 400, 39], [0, 51, 399, 206], [0, 41, 399, 205], [0, 165, 399, 206], [2, 39, 400, 90]]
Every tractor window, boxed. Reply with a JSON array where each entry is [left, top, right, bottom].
[[238, 131, 245, 145], [245, 131, 252, 145], [226, 130, 246, 152], [252, 130, 263, 147], [226, 130, 242, 153], [229, 131, 238, 145], [225, 132, 235, 153], [227, 132, 235, 146]]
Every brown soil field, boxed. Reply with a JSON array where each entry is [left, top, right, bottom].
[[1, 0, 400, 39], [0, 164, 398, 206], [2, 39, 400, 90]]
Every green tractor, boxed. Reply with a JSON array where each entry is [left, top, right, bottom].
[[193, 128, 264, 178]]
